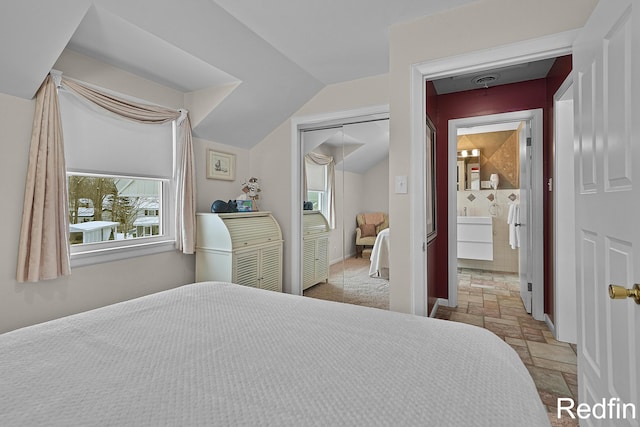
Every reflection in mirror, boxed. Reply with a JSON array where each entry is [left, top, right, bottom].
[[457, 149, 480, 190], [300, 117, 390, 309], [301, 126, 345, 302]]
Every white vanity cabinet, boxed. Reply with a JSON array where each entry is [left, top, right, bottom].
[[302, 211, 330, 290], [196, 212, 283, 292], [457, 216, 493, 261]]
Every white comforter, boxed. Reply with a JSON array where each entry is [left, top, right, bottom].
[[0, 282, 548, 426], [369, 227, 390, 279]]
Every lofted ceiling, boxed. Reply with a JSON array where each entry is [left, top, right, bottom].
[[0, 0, 479, 149]]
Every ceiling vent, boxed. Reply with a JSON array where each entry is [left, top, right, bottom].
[[472, 73, 500, 88]]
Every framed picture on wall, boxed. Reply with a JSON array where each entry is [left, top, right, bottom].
[[206, 149, 235, 181], [426, 117, 437, 243]]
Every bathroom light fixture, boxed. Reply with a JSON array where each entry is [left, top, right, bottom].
[[472, 148, 480, 156], [461, 150, 468, 157]]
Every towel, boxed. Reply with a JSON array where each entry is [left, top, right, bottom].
[[507, 203, 520, 249]]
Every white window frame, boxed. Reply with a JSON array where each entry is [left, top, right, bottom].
[[67, 124, 178, 268]]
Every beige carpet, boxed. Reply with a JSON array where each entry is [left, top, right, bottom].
[[303, 257, 389, 310]]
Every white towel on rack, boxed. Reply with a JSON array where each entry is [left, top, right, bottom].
[[507, 202, 520, 249]]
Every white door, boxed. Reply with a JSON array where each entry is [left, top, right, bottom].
[[574, 0, 639, 424], [519, 121, 532, 313]]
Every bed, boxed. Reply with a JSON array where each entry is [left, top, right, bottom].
[[369, 227, 390, 279], [0, 282, 548, 426]]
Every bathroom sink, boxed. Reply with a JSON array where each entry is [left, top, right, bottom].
[[457, 216, 492, 225]]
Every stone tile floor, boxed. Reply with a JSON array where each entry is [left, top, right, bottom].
[[435, 269, 578, 427]]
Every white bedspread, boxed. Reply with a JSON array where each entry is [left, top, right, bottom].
[[369, 227, 390, 279], [0, 282, 548, 426]]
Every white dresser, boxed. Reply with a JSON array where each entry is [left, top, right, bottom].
[[196, 212, 283, 292], [302, 211, 330, 290]]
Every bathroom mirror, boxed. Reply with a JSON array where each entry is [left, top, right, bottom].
[[457, 149, 480, 190]]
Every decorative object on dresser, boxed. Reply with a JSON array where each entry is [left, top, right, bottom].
[[195, 212, 283, 292], [302, 211, 330, 290], [237, 177, 261, 211]]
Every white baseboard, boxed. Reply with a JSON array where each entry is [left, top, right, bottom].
[[544, 314, 556, 337], [429, 298, 449, 317]]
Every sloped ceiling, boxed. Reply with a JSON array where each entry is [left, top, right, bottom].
[[0, 0, 479, 149], [304, 119, 389, 174]]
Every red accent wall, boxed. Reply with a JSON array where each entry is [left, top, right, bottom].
[[426, 56, 572, 318]]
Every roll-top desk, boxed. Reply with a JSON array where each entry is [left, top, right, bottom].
[[196, 212, 283, 292]]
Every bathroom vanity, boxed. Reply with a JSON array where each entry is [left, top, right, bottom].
[[457, 216, 493, 260]]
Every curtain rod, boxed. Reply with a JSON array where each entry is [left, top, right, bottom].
[[49, 69, 188, 116]]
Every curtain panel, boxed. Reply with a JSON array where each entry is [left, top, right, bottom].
[[17, 74, 197, 282], [16, 76, 71, 282]]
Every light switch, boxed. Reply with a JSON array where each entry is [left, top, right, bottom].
[[395, 175, 408, 194]]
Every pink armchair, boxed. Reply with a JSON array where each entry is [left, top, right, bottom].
[[355, 212, 389, 258]]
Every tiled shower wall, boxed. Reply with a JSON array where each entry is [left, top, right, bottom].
[[457, 189, 520, 273]]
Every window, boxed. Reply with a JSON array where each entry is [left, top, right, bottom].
[[68, 175, 164, 244], [58, 88, 176, 266], [305, 158, 329, 220], [306, 190, 325, 212]]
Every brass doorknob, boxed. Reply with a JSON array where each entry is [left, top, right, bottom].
[[609, 284, 640, 304]]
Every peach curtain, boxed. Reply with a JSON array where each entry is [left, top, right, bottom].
[[17, 76, 71, 282], [174, 114, 196, 254]]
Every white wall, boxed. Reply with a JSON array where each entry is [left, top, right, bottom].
[[387, 0, 598, 313], [0, 50, 240, 333]]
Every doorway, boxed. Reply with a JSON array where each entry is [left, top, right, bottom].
[[448, 110, 544, 319], [410, 33, 574, 319]]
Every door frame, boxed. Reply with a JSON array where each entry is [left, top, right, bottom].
[[448, 110, 544, 320], [552, 74, 577, 342], [411, 30, 577, 318]]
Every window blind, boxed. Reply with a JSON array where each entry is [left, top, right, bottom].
[[305, 159, 326, 191], [59, 90, 174, 178]]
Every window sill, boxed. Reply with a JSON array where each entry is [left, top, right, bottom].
[[70, 239, 177, 268]]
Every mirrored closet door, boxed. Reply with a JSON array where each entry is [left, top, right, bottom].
[[301, 125, 346, 302], [300, 117, 390, 308]]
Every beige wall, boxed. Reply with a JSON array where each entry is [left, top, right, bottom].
[[0, 51, 247, 333], [388, 0, 598, 313], [361, 156, 389, 214], [194, 137, 251, 213], [250, 74, 389, 293]]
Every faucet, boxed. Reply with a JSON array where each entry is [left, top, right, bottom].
[[463, 207, 467, 216]]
